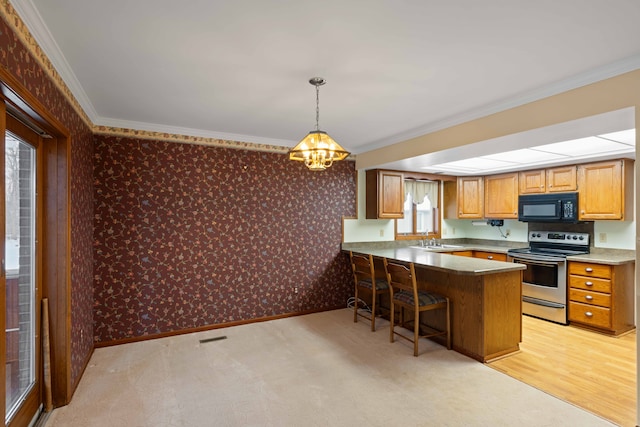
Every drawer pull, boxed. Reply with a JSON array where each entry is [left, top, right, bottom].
[[585, 295, 593, 301], [585, 267, 593, 273], [585, 281, 593, 286], [585, 311, 593, 318], [487, 256, 493, 260]]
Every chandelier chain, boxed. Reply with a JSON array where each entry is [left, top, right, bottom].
[[315, 83, 320, 131]]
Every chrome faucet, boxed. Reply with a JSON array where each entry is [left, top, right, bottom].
[[430, 237, 437, 247]]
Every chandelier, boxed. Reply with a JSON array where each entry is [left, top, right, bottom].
[[289, 77, 350, 171]]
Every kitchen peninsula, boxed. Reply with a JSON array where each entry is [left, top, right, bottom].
[[346, 245, 526, 362]]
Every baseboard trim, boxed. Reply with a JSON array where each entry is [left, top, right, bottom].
[[94, 305, 344, 348]]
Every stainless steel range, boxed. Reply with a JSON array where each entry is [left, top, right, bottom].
[[507, 231, 590, 325]]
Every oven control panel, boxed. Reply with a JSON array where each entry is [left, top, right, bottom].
[[529, 231, 589, 246]]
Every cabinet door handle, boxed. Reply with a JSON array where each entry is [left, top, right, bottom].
[[585, 311, 593, 318], [585, 295, 593, 301], [585, 281, 593, 286], [549, 184, 553, 187], [585, 268, 593, 273]]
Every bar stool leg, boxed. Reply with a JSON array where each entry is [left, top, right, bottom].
[[353, 285, 359, 323]]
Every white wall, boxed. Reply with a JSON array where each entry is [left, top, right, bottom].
[[594, 220, 636, 250], [441, 219, 528, 243]]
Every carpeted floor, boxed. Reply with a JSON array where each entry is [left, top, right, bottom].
[[46, 309, 615, 426]]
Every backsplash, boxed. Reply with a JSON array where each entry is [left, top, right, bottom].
[[93, 136, 357, 343]]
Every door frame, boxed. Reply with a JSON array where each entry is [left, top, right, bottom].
[[0, 69, 72, 412]]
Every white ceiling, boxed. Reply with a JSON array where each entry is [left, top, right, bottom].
[[10, 0, 640, 172]]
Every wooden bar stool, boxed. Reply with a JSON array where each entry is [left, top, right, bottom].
[[383, 258, 451, 356], [349, 251, 390, 331]]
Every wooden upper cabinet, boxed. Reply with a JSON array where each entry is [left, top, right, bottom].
[[577, 159, 634, 221], [546, 165, 577, 192], [365, 169, 404, 219], [519, 166, 577, 194], [484, 172, 518, 218], [456, 176, 484, 219], [519, 169, 545, 194]]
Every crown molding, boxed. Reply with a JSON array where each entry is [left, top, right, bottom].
[[10, 0, 99, 121], [95, 117, 296, 148]]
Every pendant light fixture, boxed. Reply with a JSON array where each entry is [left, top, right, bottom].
[[289, 77, 350, 171]]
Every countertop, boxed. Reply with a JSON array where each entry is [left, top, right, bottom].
[[344, 239, 636, 267], [565, 249, 635, 265], [347, 246, 526, 276], [414, 243, 636, 265]]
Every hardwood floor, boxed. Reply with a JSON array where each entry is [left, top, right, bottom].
[[488, 315, 636, 427]]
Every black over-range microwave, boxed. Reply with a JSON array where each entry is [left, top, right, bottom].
[[518, 192, 579, 223]]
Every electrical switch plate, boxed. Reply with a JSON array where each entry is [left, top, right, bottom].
[[599, 233, 607, 243]]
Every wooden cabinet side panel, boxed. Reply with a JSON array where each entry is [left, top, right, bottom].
[[483, 271, 522, 358], [622, 158, 634, 221], [365, 169, 378, 219], [611, 263, 636, 334], [443, 180, 457, 219]]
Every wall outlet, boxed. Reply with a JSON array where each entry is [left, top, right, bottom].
[[506, 229, 511, 237], [599, 233, 607, 243], [379, 229, 384, 237], [452, 227, 456, 235]]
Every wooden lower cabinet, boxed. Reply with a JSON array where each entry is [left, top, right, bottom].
[[452, 250, 506, 261], [473, 251, 507, 261], [452, 250, 474, 257], [568, 260, 635, 336]]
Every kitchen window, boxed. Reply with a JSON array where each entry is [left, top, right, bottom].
[[396, 180, 440, 240]]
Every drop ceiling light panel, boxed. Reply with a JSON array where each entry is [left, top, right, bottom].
[[482, 148, 568, 164], [597, 129, 636, 145], [426, 157, 513, 174], [535, 136, 631, 157]]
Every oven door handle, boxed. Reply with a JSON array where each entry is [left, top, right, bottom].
[[511, 257, 563, 267], [523, 296, 565, 309]]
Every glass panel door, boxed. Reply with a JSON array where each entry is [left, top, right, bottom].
[[4, 128, 38, 425]]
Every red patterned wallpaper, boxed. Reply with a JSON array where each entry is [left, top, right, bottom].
[[0, 11, 95, 388], [93, 136, 356, 343]]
